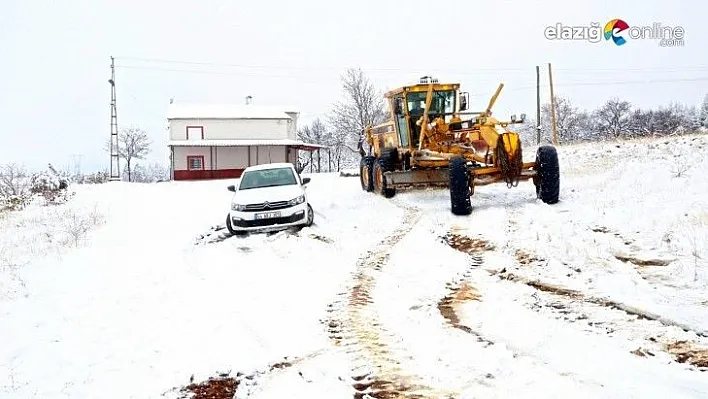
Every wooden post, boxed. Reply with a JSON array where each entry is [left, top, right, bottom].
[[536, 65, 541, 145], [548, 63, 559, 145]]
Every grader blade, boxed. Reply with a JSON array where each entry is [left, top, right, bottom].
[[384, 169, 449, 187]]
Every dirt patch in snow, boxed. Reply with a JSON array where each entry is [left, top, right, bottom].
[[180, 375, 238, 399], [308, 233, 334, 243], [614, 254, 672, 267], [438, 282, 482, 336], [630, 348, 657, 358], [498, 273, 584, 299], [514, 249, 546, 266], [351, 377, 427, 399], [590, 226, 635, 245], [442, 233, 495, 254], [666, 341, 708, 368]]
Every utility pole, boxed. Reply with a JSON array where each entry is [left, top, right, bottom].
[[71, 154, 84, 177], [548, 62, 559, 145], [536, 65, 541, 145], [109, 56, 121, 181]]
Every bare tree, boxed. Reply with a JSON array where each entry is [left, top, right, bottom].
[[627, 108, 654, 137], [0, 163, 31, 199], [541, 96, 592, 143], [699, 94, 708, 129], [106, 126, 152, 182], [593, 98, 632, 139], [683, 105, 703, 132], [297, 118, 330, 172], [328, 69, 387, 159], [652, 103, 686, 136], [327, 130, 349, 172], [628, 103, 691, 138]]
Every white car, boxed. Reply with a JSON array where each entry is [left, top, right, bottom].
[[225, 162, 314, 235]]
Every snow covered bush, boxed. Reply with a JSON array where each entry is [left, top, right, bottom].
[[1, 163, 77, 211], [29, 164, 74, 206], [82, 171, 110, 184], [0, 163, 33, 212], [57, 206, 104, 247], [0, 195, 32, 212]]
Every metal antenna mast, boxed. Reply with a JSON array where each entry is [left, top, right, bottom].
[[109, 56, 120, 180]]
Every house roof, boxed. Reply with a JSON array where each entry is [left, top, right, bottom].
[[167, 139, 329, 151], [166, 104, 299, 120]]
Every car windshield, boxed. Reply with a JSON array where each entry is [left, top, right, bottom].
[[238, 167, 297, 190]]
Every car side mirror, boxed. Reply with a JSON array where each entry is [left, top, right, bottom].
[[302, 177, 311, 185], [227, 185, 236, 192]]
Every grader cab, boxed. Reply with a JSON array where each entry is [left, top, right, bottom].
[[360, 76, 560, 215]]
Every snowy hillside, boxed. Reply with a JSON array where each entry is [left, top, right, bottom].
[[2, 134, 708, 398]]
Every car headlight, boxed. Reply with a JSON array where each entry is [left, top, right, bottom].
[[288, 195, 305, 206], [231, 203, 246, 211]]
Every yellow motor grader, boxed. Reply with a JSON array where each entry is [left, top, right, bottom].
[[360, 76, 560, 215]]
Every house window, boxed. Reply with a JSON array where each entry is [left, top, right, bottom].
[[187, 156, 204, 170], [186, 126, 204, 140]]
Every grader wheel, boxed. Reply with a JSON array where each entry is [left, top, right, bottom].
[[373, 159, 396, 198], [449, 156, 472, 215], [534, 145, 560, 204], [360, 156, 375, 192]]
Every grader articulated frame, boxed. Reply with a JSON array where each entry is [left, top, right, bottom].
[[360, 76, 560, 215]]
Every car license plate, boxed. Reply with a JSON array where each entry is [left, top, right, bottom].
[[255, 211, 281, 220]]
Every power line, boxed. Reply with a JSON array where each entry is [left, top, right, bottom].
[[115, 65, 339, 81], [115, 56, 532, 72], [114, 56, 708, 74], [508, 76, 708, 93], [114, 63, 708, 90]]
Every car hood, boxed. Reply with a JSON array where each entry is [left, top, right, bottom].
[[233, 184, 304, 205]]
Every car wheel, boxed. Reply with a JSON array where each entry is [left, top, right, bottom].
[[226, 214, 247, 236], [226, 214, 237, 235], [305, 203, 314, 227]]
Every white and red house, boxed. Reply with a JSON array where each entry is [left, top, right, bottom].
[[166, 103, 326, 180]]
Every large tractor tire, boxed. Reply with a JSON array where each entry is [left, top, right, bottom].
[[534, 145, 560, 204], [373, 158, 396, 198], [449, 156, 472, 215], [360, 155, 375, 192], [379, 148, 398, 171]]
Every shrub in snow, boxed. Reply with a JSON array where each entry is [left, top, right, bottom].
[[29, 164, 74, 206], [57, 206, 104, 247], [81, 171, 110, 184], [0, 163, 33, 212], [0, 194, 32, 212]]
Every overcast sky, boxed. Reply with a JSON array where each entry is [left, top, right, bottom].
[[1, 0, 706, 174]]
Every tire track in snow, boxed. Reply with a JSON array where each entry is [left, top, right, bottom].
[[497, 202, 708, 366], [436, 260, 493, 346], [443, 228, 708, 370], [493, 268, 708, 369], [497, 197, 708, 340], [325, 203, 458, 398], [436, 234, 495, 345]]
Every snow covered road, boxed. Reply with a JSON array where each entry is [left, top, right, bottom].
[[2, 134, 708, 398]]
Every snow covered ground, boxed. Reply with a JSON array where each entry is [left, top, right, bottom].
[[2, 134, 708, 398]]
